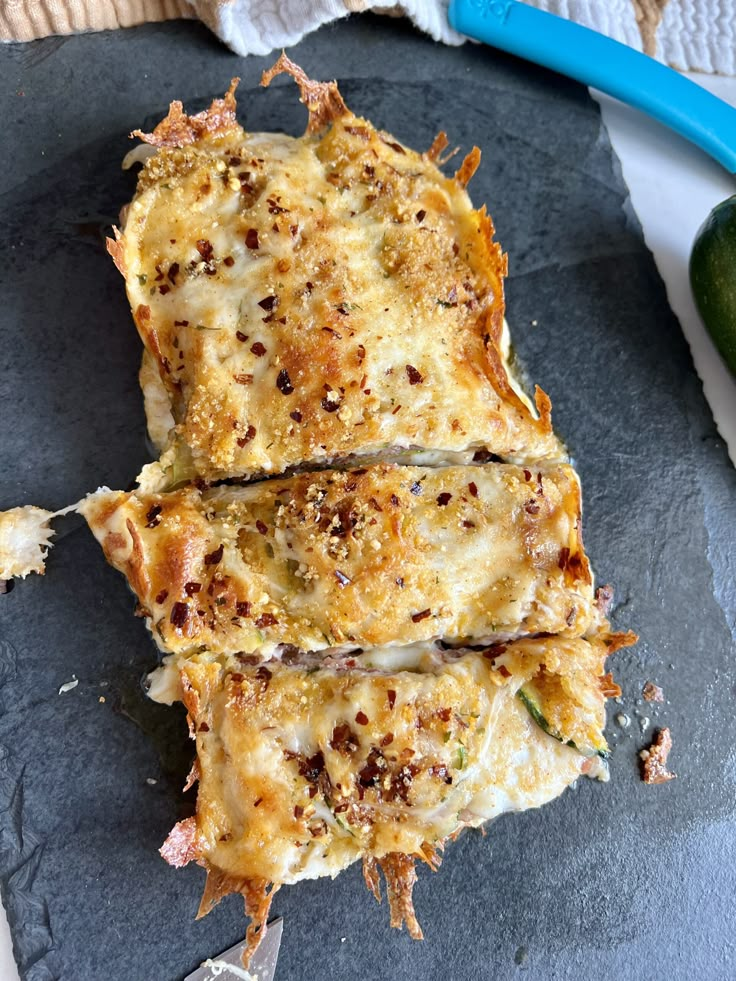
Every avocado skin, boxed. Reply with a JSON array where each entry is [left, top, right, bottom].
[[690, 194, 736, 377]]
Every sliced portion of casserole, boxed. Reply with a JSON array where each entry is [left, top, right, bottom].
[[160, 631, 631, 957], [80, 462, 596, 663], [110, 55, 562, 484]]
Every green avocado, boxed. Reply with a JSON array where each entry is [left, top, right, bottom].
[[689, 194, 736, 377]]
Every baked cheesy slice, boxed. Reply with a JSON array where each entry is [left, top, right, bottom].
[[80, 462, 596, 663], [160, 632, 630, 956], [109, 55, 563, 485]]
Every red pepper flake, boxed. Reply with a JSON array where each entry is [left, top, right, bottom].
[[258, 295, 279, 312], [411, 609, 431, 623], [368, 497, 383, 512], [256, 520, 268, 536], [415, 209, 427, 222], [253, 798, 263, 807], [184, 582, 201, 596], [381, 137, 406, 154], [236, 330, 249, 343], [436, 492, 452, 506], [294, 805, 304, 819], [230, 672, 244, 682], [234, 373, 253, 385], [322, 326, 343, 339], [223, 256, 235, 267], [174, 319, 189, 327], [304, 281, 313, 294], [170, 602, 189, 628], [267, 197, 289, 214], [198, 722, 210, 733], [523, 468, 532, 481], [251, 341, 267, 357], [276, 368, 294, 394], [321, 394, 341, 413], [167, 262, 180, 284], [242, 228, 258, 250], [407, 361, 423, 386], [381, 733, 394, 747], [497, 664, 511, 678], [390, 493, 400, 506], [387, 689, 396, 709], [330, 723, 359, 755], [524, 500, 541, 515], [237, 424, 256, 447], [391, 404, 402, 415], [409, 481, 422, 496], [468, 481, 478, 498], [196, 239, 213, 261], [236, 601, 251, 617], [204, 544, 224, 566], [290, 410, 303, 422], [255, 613, 278, 628], [155, 589, 168, 604], [355, 711, 369, 725], [145, 504, 162, 528], [335, 569, 351, 587], [462, 520, 475, 529]]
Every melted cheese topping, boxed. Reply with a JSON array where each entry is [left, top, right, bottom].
[[171, 634, 608, 888], [118, 116, 563, 482], [80, 463, 595, 658], [0, 506, 56, 579]]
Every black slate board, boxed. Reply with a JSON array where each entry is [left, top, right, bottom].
[[1, 15, 735, 981]]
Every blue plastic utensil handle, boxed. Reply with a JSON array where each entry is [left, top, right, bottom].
[[448, 0, 736, 174]]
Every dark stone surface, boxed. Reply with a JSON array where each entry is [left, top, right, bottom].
[[0, 13, 734, 981]]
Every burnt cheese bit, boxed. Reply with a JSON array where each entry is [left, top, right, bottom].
[[405, 364, 423, 385]]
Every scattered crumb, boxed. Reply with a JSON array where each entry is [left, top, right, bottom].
[[530, 319, 538, 326], [340, 937, 346, 943], [642, 681, 664, 703], [615, 712, 630, 729], [639, 715, 650, 732], [58, 677, 78, 694], [640, 727, 676, 784], [146, 778, 158, 786], [99, 696, 106, 704]]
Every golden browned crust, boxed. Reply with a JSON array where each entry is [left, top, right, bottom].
[[640, 727, 676, 784], [115, 65, 561, 481], [105, 226, 126, 276], [455, 147, 481, 188], [154, 633, 613, 955], [261, 52, 348, 134], [131, 78, 240, 148], [81, 463, 596, 659], [379, 853, 423, 940]]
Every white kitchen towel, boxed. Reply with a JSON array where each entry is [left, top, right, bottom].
[[1, 1, 735, 75]]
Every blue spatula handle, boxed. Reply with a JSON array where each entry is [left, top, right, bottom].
[[448, 0, 736, 174]]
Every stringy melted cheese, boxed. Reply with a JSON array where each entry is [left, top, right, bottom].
[[119, 118, 563, 482], [80, 463, 595, 659]]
